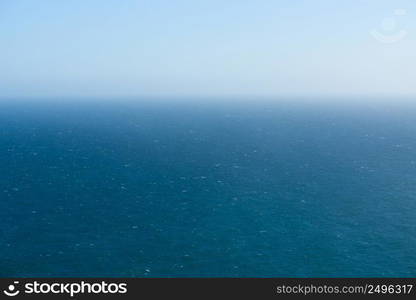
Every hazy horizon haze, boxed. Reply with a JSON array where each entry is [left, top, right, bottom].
[[1, 0, 415, 100]]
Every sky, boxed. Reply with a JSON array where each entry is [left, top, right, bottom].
[[0, 0, 415, 100]]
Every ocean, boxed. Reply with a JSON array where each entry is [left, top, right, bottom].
[[1, 100, 415, 277]]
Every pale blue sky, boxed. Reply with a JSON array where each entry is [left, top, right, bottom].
[[0, 0, 415, 100]]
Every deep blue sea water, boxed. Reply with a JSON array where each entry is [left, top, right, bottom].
[[1, 100, 415, 277]]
